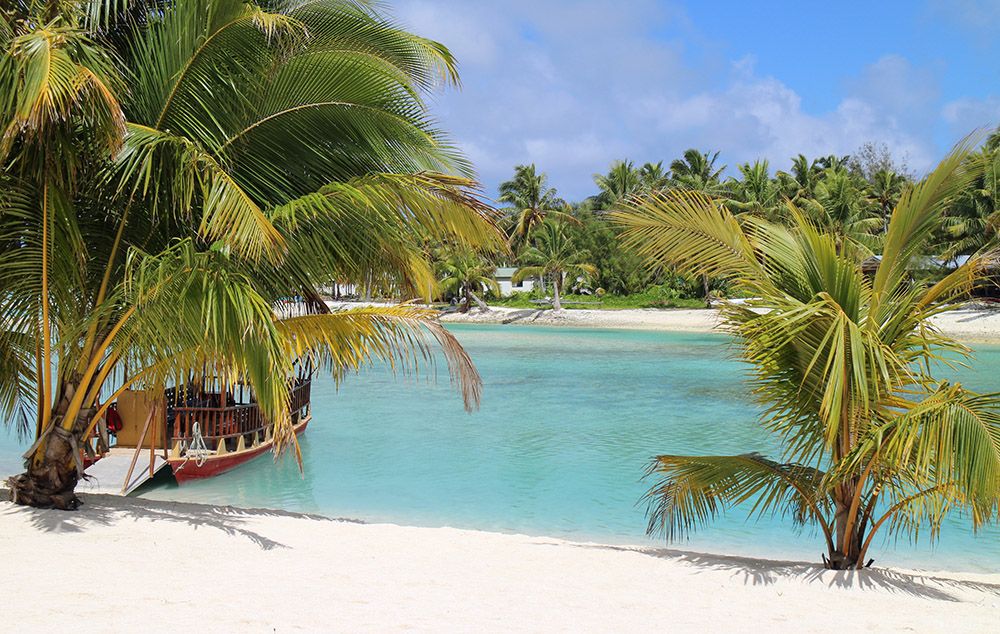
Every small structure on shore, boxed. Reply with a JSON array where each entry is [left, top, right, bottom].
[[495, 267, 536, 296]]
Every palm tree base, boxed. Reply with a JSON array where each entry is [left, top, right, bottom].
[[823, 551, 865, 570], [7, 430, 82, 510], [6, 472, 80, 510]]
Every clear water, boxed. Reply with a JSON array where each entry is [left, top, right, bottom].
[[2, 324, 998, 572]]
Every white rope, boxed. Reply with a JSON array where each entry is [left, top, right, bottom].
[[176, 421, 211, 473], [188, 421, 210, 467]]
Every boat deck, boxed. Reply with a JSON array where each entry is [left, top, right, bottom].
[[79, 447, 169, 495]]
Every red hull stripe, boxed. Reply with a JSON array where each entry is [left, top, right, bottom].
[[168, 417, 311, 484]]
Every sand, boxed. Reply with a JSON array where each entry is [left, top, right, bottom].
[[434, 303, 1000, 343], [327, 300, 1000, 342], [1, 494, 997, 633]]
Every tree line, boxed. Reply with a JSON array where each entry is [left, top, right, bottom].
[[435, 135, 1000, 309]]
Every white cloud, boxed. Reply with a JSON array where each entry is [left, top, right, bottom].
[[942, 97, 1000, 134], [393, 1, 978, 198]]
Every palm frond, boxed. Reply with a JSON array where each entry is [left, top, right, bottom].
[[643, 453, 832, 545], [276, 306, 482, 413], [611, 189, 766, 287]]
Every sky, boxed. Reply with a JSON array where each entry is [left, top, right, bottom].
[[392, 0, 1000, 201]]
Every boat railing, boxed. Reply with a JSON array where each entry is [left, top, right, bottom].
[[171, 379, 311, 447]]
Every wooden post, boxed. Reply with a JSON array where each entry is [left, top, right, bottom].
[[149, 406, 156, 478], [122, 405, 156, 495]]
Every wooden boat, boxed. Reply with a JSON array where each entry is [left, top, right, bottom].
[[81, 374, 312, 494]]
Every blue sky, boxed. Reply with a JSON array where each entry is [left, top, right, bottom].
[[394, 0, 1000, 200]]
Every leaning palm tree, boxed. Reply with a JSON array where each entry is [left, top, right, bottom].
[[1, 0, 502, 508], [513, 219, 596, 312], [612, 141, 1000, 570], [437, 247, 500, 313], [777, 154, 824, 203], [865, 169, 909, 226]]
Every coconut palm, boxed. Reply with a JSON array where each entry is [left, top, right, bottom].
[[639, 161, 671, 192], [777, 154, 824, 203], [866, 169, 909, 227], [497, 163, 566, 250], [1, 0, 502, 508], [613, 141, 1000, 570], [593, 159, 641, 209], [513, 220, 596, 311], [798, 168, 884, 253], [670, 148, 725, 192], [437, 247, 500, 313], [940, 146, 1000, 259], [724, 160, 782, 221]]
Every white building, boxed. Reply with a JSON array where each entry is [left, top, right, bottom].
[[495, 267, 536, 296]]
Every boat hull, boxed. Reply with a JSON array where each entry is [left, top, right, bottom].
[[168, 416, 310, 484]]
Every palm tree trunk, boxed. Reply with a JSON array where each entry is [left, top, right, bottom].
[[462, 286, 471, 313], [552, 273, 562, 311], [827, 485, 863, 569], [7, 382, 89, 509], [828, 513, 862, 568], [470, 291, 489, 311]]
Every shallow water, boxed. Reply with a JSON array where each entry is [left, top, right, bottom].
[[3, 324, 999, 571]]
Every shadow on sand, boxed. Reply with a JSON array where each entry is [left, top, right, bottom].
[[954, 304, 1000, 323], [564, 543, 1000, 602], [1, 490, 362, 551]]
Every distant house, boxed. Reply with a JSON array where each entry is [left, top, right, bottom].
[[495, 267, 536, 296]]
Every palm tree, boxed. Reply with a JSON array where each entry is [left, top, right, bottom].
[[940, 146, 1000, 259], [670, 149, 726, 191], [497, 164, 565, 249], [513, 220, 596, 311], [1, 0, 502, 508], [723, 160, 782, 221], [613, 141, 1000, 570], [799, 168, 884, 253], [865, 169, 909, 228], [639, 161, 671, 192], [593, 159, 641, 208], [437, 248, 500, 312], [777, 154, 824, 203], [669, 149, 727, 303]]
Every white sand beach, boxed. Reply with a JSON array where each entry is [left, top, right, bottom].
[[327, 301, 1000, 342], [2, 494, 997, 633], [435, 303, 1000, 343]]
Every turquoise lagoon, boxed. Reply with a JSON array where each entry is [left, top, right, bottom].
[[2, 324, 999, 571]]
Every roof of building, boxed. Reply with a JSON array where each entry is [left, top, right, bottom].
[[495, 267, 518, 278]]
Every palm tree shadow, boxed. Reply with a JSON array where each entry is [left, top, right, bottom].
[[501, 309, 547, 324], [1, 492, 360, 551], [951, 303, 1000, 322], [564, 544, 1000, 602]]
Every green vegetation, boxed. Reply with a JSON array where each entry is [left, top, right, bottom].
[[434, 139, 985, 310], [613, 142, 1000, 570], [491, 288, 705, 310], [512, 219, 596, 311], [0, 0, 501, 508], [436, 247, 500, 313]]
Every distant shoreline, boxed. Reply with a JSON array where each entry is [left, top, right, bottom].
[[2, 493, 997, 632], [327, 301, 1000, 344]]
